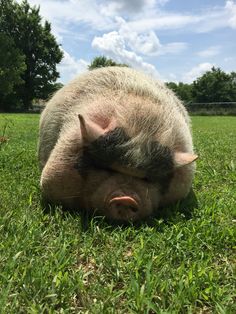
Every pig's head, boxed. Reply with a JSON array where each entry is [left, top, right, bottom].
[[76, 114, 197, 223]]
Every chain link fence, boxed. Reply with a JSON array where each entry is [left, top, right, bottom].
[[185, 102, 236, 115], [29, 101, 236, 115]]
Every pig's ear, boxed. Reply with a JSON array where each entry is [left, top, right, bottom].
[[174, 152, 198, 167], [78, 114, 117, 144], [78, 114, 104, 144]]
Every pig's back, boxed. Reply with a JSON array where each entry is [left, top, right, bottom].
[[41, 67, 188, 122]]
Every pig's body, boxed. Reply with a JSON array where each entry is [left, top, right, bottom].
[[38, 67, 197, 222]]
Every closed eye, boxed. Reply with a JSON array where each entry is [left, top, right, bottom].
[[142, 177, 151, 183]]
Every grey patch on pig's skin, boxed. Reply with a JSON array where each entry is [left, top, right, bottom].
[[76, 127, 174, 193], [85, 127, 129, 167], [139, 141, 174, 179], [132, 141, 175, 194], [74, 127, 129, 175]]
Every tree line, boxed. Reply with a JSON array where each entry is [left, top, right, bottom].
[[0, 0, 63, 111], [166, 68, 236, 104], [1, 0, 236, 112]]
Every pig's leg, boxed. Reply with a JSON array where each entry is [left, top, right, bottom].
[[40, 126, 83, 209]]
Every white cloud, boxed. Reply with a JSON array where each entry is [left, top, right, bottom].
[[182, 63, 214, 83], [91, 16, 189, 79], [116, 17, 187, 56], [100, 0, 155, 15], [92, 17, 187, 57], [92, 31, 160, 78], [15, 0, 235, 84], [225, 0, 236, 28], [127, 15, 201, 32], [162, 72, 178, 83], [197, 46, 221, 58], [158, 42, 188, 56], [131, 31, 162, 55], [194, 1, 236, 33], [20, 0, 168, 35], [20, 0, 236, 36], [124, 1, 236, 33], [99, 0, 170, 16], [19, 0, 115, 34], [58, 50, 89, 83]]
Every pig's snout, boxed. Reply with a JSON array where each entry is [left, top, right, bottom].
[[108, 195, 140, 221]]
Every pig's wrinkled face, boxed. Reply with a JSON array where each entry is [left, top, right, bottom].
[[83, 169, 160, 222], [76, 122, 174, 222]]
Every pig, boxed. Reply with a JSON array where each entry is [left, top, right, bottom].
[[38, 67, 198, 222]]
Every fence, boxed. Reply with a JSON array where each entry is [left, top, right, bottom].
[[29, 101, 236, 115], [185, 102, 236, 115]]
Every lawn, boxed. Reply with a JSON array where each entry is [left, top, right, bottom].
[[0, 114, 235, 313]]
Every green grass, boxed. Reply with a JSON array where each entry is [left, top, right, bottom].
[[0, 114, 235, 313]]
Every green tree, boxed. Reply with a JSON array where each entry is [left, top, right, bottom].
[[51, 82, 64, 93], [192, 67, 236, 102], [0, 0, 63, 110], [166, 82, 193, 103], [0, 33, 26, 110], [229, 71, 236, 100], [88, 56, 128, 70], [165, 82, 178, 93]]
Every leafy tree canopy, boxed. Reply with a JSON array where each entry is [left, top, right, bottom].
[[51, 82, 64, 93], [192, 67, 236, 103], [88, 56, 128, 70], [0, 33, 26, 107], [0, 0, 63, 111], [167, 67, 236, 104], [166, 82, 193, 103]]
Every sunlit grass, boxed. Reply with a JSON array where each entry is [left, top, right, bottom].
[[0, 114, 235, 313]]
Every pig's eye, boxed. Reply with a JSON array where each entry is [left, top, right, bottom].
[[142, 177, 150, 183], [142, 175, 157, 183], [92, 163, 118, 175]]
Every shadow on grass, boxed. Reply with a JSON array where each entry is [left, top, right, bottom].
[[40, 188, 198, 232], [155, 188, 198, 221]]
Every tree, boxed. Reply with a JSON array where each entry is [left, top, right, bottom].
[[88, 56, 128, 70], [192, 67, 236, 102], [0, 33, 26, 110], [166, 82, 193, 103], [51, 82, 64, 93], [0, 0, 63, 110], [229, 71, 236, 100]]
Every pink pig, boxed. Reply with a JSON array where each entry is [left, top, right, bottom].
[[38, 67, 197, 222]]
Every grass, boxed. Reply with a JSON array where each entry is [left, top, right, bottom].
[[0, 114, 235, 313]]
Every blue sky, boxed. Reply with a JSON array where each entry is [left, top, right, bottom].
[[21, 0, 236, 83]]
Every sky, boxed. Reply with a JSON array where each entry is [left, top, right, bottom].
[[18, 0, 236, 84]]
